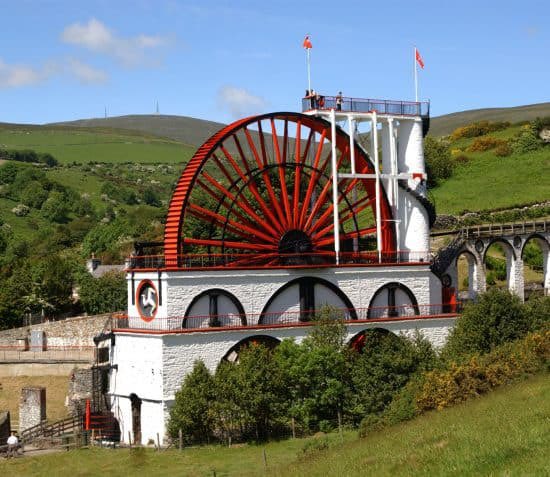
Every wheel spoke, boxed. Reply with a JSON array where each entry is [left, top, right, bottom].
[[221, 142, 284, 233], [271, 119, 292, 221], [188, 204, 277, 244], [184, 237, 276, 251], [200, 172, 280, 238], [245, 124, 287, 227], [165, 112, 395, 268], [298, 129, 327, 228]]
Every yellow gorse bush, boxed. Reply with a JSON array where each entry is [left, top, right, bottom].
[[416, 330, 550, 411]]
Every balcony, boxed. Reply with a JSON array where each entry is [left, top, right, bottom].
[[125, 250, 432, 271], [302, 94, 430, 118], [112, 303, 459, 334]]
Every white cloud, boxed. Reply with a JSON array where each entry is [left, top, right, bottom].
[[217, 85, 268, 119], [61, 18, 168, 66], [67, 59, 108, 84], [0, 59, 54, 89]]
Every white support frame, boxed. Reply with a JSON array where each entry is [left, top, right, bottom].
[[330, 108, 340, 264], [310, 109, 424, 266]]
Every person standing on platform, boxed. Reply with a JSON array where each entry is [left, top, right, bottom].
[[336, 91, 343, 111]]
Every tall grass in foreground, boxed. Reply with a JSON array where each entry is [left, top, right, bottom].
[[1, 374, 548, 476]]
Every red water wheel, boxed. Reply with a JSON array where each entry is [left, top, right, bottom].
[[164, 112, 395, 268]]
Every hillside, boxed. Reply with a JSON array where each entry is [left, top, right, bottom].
[[49, 114, 226, 148], [0, 123, 195, 164], [1, 375, 547, 476], [429, 102, 550, 137], [429, 121, 550, 215]]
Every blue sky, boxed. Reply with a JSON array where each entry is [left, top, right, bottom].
[[1, 0, 548, 124]]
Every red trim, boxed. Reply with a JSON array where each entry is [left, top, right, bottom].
[[135, 279, 158, 322], [113, 313, 459, 336]]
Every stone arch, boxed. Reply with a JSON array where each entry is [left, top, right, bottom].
[[183, 288, 246, 329], [455, 249, 484, 300], [348, 327, 400, 353], [367, 282, 419, 319], [222, 335, 281, 363], [259, 276, 357, 325], [483, 238, 523, 298], [521, 233, 550, 298]]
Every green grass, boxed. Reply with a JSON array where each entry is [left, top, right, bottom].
[[2, 374, 548, 476], [0, 126, 195, 164], [431, 146, 549, 215]]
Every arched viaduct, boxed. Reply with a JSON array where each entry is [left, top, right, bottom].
[[432, 221, 550, 301]]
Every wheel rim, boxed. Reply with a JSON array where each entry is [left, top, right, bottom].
[[164, 112, 395, 267]]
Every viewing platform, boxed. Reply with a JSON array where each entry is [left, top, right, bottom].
[[125, 250, 432, 271], [301, 94, 430, 118], [112, 303, 458, 334]]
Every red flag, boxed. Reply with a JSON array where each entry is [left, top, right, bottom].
[[303, 35, 312, 49], [415, 48, 425, 69]]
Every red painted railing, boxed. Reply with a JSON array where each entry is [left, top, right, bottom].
[[112, 303, 459, 334], [126, 250, 432, 271]]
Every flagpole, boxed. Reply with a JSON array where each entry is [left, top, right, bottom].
[[414, 46, 418, 102], [307, 46, 311, 93]]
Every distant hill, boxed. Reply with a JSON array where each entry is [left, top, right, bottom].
[[50, 114, 226, 148], [51, 103, 550, 145], [429, 102, 550, 137]]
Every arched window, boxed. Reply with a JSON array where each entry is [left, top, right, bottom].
[[222, 335, 281, 363], [368, 282, 419, 319], [259, 276, 357, 325], [183, 289, 246, 329]]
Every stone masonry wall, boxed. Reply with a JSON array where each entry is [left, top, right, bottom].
[[19, 387, 46, 431], [0, 314, 111, 348]]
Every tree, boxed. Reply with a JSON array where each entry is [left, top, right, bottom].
[[143, 189, 161, 207], [442, 289, 530, 361], [424, 137, 453, 187], [20, 181, 49, 209], [233, 343, 285, 440], [167, 360, 216, 444], [78, 271, 126, 314], [348, 331, 432, 421], [41, 191, 69, 223], [274, 309, 351, 431]]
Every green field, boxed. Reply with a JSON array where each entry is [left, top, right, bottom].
[[1, 374, 548, 476], [430, 123, 550, 215], [432, 147, 549, 214], [0, 125, 194, 164]]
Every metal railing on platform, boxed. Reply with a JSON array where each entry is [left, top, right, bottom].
[[301, 95, 430, 117], [126, 250, 432, 271], [112, 303, 459, 334]]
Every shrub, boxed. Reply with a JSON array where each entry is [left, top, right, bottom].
[[453, 154, 470, 164], [78, 271, 126, 314], [348, 330, 436, 422], [12, 204, 30, 216], [494, 142, 512, 157], [467, 137, 506, 152], [442, 289, 531, 361], [525, 296, 550, 332], [424, 137, 453, 187], [167, 360, 216, 445], [301, 436, 329, 455], [511, 124, 543, 154], [416, 330, 550, 411], [450, 121, 510, 141], [358, 414, 383, 437]]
